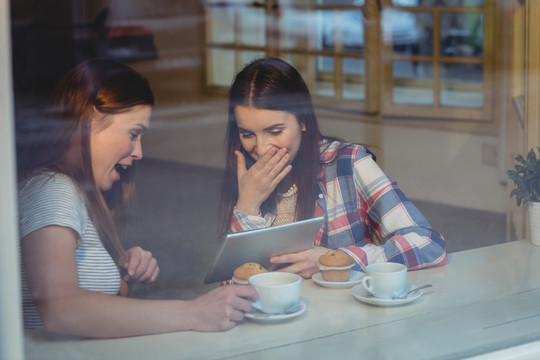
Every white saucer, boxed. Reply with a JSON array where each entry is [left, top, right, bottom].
[[244, 300, 307, 323], [351, 284, 423, 307], [312, 271, 365, 289]]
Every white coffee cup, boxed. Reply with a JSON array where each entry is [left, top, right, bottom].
[[361, 262, 407, 299], [248, 272, 302, 314]]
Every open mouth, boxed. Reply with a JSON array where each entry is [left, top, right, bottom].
[[115, 164, 130, 176]]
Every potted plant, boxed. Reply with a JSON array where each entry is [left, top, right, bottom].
[[507, 147, 540, 245]]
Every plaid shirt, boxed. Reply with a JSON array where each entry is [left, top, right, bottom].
[[231, 140, 448, 272]]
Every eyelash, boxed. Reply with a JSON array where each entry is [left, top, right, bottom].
[[240, 130, 282, 138]]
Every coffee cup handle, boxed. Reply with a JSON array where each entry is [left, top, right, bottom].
[[251, 299, 263, 312], [361, 276, 374, 295]]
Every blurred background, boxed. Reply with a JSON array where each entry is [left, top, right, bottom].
[[11, 0, 532, 298]]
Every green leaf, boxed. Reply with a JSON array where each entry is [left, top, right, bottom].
[[527, 148, 537, 163], [507, 148, 540, 207], [515, 154, 525, 164]]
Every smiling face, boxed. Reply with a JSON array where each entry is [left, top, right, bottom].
[[90, 105, 151, 191], [235, 106, 304, 163]]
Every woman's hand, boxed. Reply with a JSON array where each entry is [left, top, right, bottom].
[[186, 285, 257, 332], [118, 246, 160, 284], [235, 148, 291, 215], [269, 246, 329, 279]]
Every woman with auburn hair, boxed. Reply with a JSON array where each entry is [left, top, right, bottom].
[[18, 58, 256, 338], [220, 57, 447, 278]]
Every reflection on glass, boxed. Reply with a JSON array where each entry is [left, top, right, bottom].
[[315, 56, 335, 97], [207, 6, 235, 44], [240, 7, 266, 47], [440, 12, 483, 57], [208, 48, 235, 87], [283, 53, 309, 80], [313, 10, 335, 51], [393, 0, 483, 6], [320, 10, 363, 52], [342, 57, 365, 100], [386, 11, 433, 56], [393, 61, 433, 105], [240, 51, 266, 69], [281, 9, 310, 49], [317, 0, 365, 5], [441, 63, 483, 108]]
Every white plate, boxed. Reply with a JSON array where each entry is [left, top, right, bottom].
[[351, 284, 423, 307], [312, 271, 365, 289], [244, 300, 307, 323]]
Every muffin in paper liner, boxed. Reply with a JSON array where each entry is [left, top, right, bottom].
[[231, 262, 268, 285], [317, 262, 354, 282], [232, 276, 249, 285]]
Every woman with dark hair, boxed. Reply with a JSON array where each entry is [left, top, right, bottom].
[[18, 58, 255, 337], [220, 57, 447, 278]]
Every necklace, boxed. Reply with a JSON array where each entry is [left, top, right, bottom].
[[273, 184, 298, 226], [277, 183, 298, 197]]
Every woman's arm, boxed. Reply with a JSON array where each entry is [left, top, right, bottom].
[[342, 153, 448, 271], [22, 225, 257, 338]]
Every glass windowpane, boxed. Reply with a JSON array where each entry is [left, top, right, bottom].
[[239, 7, 266, 46], [393, 60, 433, 105], [207, 7, 235, 44], [240, 50, 266, 69], [283, 53, 310, 80], [315, 56, 335, 97], [281, 9, 310, 50], [314, 10, 335, 51], [393, 0, 483, 6], [342, 57, 365, 100], [208, 48, 235, 87], [320, 10, 364, 52], [384, 10, 432, 56], [311, 0, 364, 5], [440, 63, 483, 108], [341, 10, 364, 52], [441, 12, 483, 57]]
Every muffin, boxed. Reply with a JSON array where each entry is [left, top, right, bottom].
[[318, 249, 354, 282], [232, 262, 268, 284]]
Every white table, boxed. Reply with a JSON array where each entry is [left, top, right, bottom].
[[24, 240, 540, 360]]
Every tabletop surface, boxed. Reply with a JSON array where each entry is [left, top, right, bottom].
[[24, 240, 540, 360]]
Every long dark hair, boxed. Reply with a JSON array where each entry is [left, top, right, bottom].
[[220, 57, 333, 233], [17, 58, 154, 261]]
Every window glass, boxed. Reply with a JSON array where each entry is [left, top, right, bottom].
[[315, 10, 335, 51], [342, 57, 365, 100], [281, 9, 310, 50], [440, 63, 483, 108], [393, 0, 483, 6], [392, 60, 434, 105], [207, 6, 235, 44], [387, 11, 433, 56], [283, 53, 310, 80], [440, 12, 483, 57], [315, 56, 335, 97], [239, 7, 266, 47], [208, 48, 235, 87]]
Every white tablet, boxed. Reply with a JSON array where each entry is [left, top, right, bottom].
[[204, 216, 325, 283]]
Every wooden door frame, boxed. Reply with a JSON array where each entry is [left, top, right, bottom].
[[504, 0, 540, 241]]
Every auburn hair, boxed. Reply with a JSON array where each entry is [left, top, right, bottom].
[[17, 58, 154, 261]]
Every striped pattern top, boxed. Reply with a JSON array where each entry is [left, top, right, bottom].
[[18, 172, 121, 328], [231, 140, 448, 272]]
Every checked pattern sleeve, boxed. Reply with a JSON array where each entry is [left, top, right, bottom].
[[320, 144, 448, 271]]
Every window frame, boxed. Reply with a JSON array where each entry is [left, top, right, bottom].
[[203, 0, 498, 135]]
